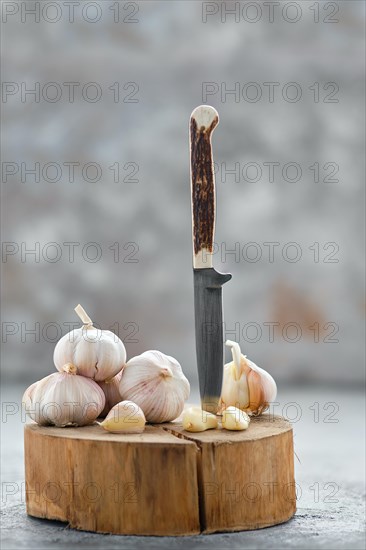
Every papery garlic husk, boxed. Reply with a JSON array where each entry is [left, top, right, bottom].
[[221, 406, 250, 431], [22, 381, 38, 412], [22, 363, 105, 427], [100, 400, 145, 434], [53, 304, 126, 382], [119, 351, 190, 423], [97, 370, 123, 417], [182, 406, 218, 432], [219, 340, 277, 416]]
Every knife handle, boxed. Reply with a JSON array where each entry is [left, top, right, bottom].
[[190, 105, 219, 269]]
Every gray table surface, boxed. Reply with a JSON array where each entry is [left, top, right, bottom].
[[1, 385, 365, 550]]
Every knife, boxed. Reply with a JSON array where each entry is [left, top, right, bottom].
[[190, 105, 232, 414]]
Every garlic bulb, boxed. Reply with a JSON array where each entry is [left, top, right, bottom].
[[100, 400, 145, 434], [219, 340, 277, 416], [22, 363, 105, 427], [119, 351, 190, 423], [97, 370, 123, 417], [182, 406, 218, 432], [222, 406, 250, 431], [53, 304, 126, 382]]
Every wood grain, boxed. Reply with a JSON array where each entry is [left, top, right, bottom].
[[24, 414, 296, 536], [163, 414, 296, 533], [24, 424, 200, 536]]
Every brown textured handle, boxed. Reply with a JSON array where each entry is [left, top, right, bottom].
[[190, 105, 219, 269]]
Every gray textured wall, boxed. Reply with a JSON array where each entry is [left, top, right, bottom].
[[1, 1, 365, 387]]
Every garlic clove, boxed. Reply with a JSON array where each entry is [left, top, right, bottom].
[[221, 406, 250, 431], [53, 304, 126, 382], [100, 400, 145, 434], [119, 351, 190, 423], [23, 364, 105, 427], [182, 406, 218, 432], [220, 359, 250, 412], [219, 340, 277, 416], [245, 367, 267, 416], [241, 357, 277, 416]]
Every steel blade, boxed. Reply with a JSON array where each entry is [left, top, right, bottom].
[[194, 267, 232, 413]]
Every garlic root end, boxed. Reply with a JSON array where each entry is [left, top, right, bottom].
[[62, 363, 77, 375]]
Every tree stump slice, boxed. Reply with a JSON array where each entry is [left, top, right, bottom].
[[24, 414, 296, 536]]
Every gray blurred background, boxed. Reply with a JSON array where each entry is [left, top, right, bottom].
[[1, 1, 365, 388]]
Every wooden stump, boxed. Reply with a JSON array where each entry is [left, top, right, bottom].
[[24, 414, 296, 536]]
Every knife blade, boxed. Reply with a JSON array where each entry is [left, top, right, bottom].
[[190, 105, 232, 414]]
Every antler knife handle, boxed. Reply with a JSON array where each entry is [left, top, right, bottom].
[[190, 105, 219, 269]]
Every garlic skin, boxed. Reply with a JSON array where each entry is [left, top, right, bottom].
[[182, 406, 218, 432], [100, 400, 145, 434], [119, 351, 190, 423], [22, 381, 38, 413], [22, 364, 105, 427], [219, 340, 277, 416], [97, 370, 123, 417], [222, 406, 250, 431], [53, 304, 126, 382]]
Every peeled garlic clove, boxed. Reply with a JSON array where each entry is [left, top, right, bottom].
[[222, 406, 250, 431], [97, 370, 123, 417], [119, 351, 190, 423], [22, 364, 105, 427], [219, 340, 277, 416], [182, 406, 218, 432], [100, 401, 145, 434], [53, 304, 126, 382]]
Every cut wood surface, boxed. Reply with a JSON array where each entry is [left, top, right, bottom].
[[24, 414, 296, 536]]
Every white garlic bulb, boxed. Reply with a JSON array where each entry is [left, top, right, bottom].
[[219, 340, 277, 416], [182, 406, 218, 432], [53, 304, 126, 382], [100, 400, 146, 434], [119, 351, 190, 423], [97, 370, 123, 417], [221, 406, 250, 431], [22, 363, 105, 427]]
